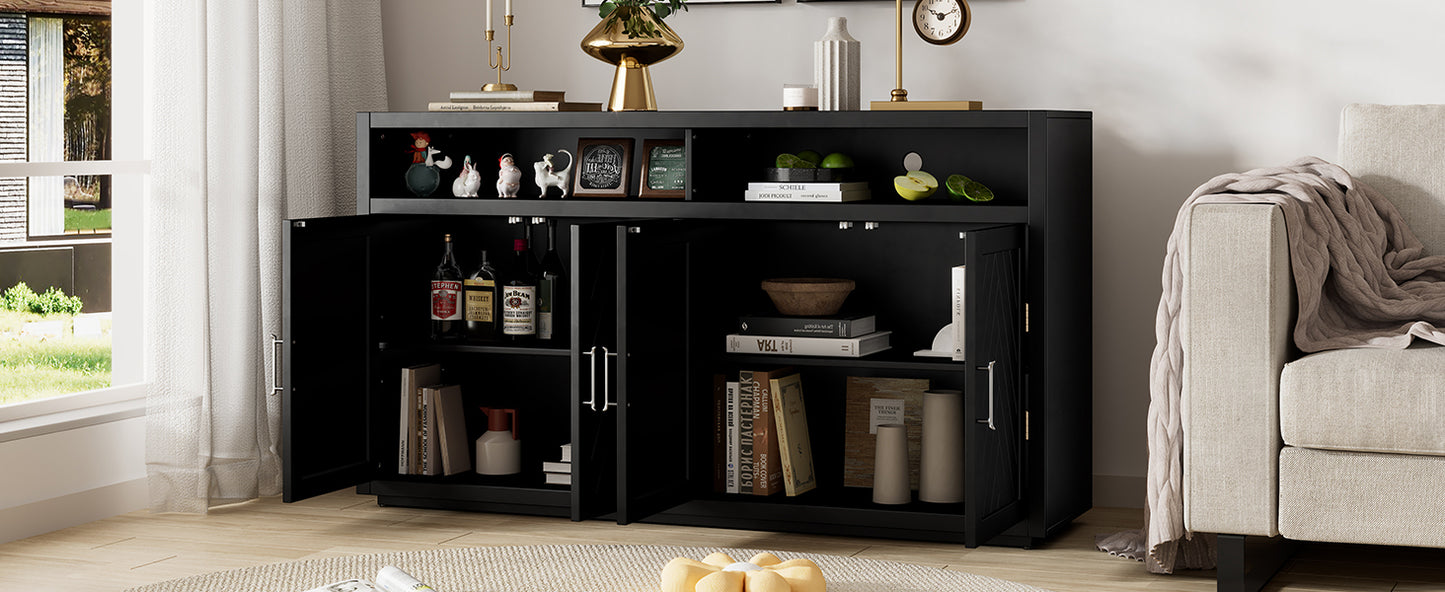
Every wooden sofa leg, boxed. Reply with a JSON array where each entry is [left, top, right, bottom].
[[1216, 534, 1297, 592]]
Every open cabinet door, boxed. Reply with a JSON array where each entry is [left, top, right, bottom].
[[614, 220, 695, 525], [963, 225, 1027, 546], [282, 217, 376, 502], [571, 221, 621, 521]]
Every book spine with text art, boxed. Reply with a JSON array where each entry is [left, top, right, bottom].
[[740, 367, 791, 496], [771, 372, 816, 496]]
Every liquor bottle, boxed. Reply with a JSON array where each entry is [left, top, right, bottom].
[[501, 237, 537, 340], [430, 233, 465, 341], [537, 220, 566, 342], [464, 249, 499, 341]]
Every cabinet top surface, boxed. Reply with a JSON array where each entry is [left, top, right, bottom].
[[366, 110, 1092, 129]]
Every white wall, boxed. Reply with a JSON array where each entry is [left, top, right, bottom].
[[382, 0, 1445, 507], [0, 417, 148, 543]]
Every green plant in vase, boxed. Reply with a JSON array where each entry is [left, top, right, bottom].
[[597, 0, 688, 38]]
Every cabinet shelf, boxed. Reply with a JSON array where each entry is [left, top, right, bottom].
[[369, 198, 1029, 224], [381, 342, 571, 357], [721, 350, 967, 372]]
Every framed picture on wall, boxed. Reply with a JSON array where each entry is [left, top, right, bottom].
[[573, 138, 634, 198], [639, 139, 686, 199]]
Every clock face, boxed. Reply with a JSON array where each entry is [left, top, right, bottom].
[[912, 0, 970, 46]]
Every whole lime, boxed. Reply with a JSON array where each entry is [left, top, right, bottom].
[[820, 152, 854, 169], [796, 150, 822, 165]]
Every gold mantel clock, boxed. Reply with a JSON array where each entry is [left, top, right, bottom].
[[870, 0, 981, 111]]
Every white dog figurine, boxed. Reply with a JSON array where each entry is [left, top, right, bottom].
[[533, 149, 573, 198], [496, 153, 522, 198], [452, 155, 481, 197]]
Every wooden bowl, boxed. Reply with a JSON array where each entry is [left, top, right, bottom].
[[760, 277, 856, 316]]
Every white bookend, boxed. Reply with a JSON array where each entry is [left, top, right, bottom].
[[952, 265, 966, 361], [726, 381, 740, 494], [724, 331, 892, 358]]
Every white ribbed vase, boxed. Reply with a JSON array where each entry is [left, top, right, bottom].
[[813, 17, 860, 111]]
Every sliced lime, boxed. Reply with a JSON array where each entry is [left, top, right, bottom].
[[946, 174, 995, 202], [775, 153, 814, 168]]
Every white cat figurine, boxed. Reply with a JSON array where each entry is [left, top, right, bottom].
[[533, 150, 573, 199]]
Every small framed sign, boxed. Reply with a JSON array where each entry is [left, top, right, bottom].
[[573, 138, 634, 198], [639, 139, 686, 199]]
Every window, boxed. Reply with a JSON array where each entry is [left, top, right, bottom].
[[0, 0, 144, 417]]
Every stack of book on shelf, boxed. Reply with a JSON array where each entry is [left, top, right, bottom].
[[398, 364, 472, 476], [744, 181, 871, 203], [429, 89, 602, 112], [725, 313, 890, 358], [712, 369, 816, 497], [542, 443, 572, 486]]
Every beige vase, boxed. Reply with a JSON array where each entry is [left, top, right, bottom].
[[580, 7, 683, 111]]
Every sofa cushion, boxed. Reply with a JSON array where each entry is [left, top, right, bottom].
[[1279, 447, 1445, 548], [1338, 104, 1445, 256], [1280, 343, 1445, 455]]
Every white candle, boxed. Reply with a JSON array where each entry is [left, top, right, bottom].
[[486, 0, 493, 30], [505, 0, 512, 17]]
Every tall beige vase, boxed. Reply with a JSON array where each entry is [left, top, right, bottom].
[[919, 389, 964, 503], [872, 423, 911, 504]]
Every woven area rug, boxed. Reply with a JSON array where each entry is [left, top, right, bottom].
[[125, 544, 1056, 592]]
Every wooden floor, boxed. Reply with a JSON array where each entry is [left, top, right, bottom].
[[1, 490, 1444, 591]]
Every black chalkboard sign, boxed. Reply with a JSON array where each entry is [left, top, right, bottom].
[[573, 138, 633, 198], [640, 139, 686, 199]]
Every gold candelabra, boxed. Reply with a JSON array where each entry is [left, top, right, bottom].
[[484, 14, 517, 91]]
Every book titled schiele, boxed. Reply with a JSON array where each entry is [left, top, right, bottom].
[[744, 181, 870, 203], [725, 331, 891, 357], [737, 313, 876, 338]]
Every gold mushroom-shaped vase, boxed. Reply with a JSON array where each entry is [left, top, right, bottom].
[[661, 552, 827, 592], [580, 7, 683, 112]]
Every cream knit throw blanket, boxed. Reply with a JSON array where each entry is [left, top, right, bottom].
[[1098, 157, 1445, 574]]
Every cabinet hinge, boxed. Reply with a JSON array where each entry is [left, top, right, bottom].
[[1025, 410, 1031, 441], [1024, 303, 1030, 333]]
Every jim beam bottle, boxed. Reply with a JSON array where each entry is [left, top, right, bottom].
[[430, 234, 465, 341], [464, 249, 500, 341], [501, 237, 537, 340]]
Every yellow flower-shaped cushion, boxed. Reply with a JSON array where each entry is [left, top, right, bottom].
[[661, 552, 826, 592]]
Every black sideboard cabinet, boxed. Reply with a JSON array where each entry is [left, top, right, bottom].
[[281, 110, 1091, 548]]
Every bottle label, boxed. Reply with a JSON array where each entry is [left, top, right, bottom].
[[431, 280, 463, 321], [464, 278, 495, 323], [501, 286, 536, 335]]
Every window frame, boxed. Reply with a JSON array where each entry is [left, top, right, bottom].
[[0, 0, 147, 430]]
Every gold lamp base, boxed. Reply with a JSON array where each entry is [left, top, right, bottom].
[[482, 83, 519, 91], [606, 57, 656, 112]]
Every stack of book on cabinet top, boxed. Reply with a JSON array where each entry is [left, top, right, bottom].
[[429, 89, 602, 112], [724, 313, 890, 358]]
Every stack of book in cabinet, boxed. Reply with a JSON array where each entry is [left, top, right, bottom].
[[724, 313, 890, 358], [429, 90, 602, 112], [712, 369, 816, 497], [542, 443, 571, 486], [743, 181, 871, 203]]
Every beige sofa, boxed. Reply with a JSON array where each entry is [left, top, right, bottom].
[[1183, 104, 1445, 592]]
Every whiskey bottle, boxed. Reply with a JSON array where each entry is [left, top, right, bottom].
[[430, 233, 464, 341], [537, 220, 566, 342], [464, 249, 499, 341], [501, 237, 537, 340]]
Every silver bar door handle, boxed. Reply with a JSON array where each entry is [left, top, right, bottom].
[[583, 346, 599, 412], [977, 360, 996, 431], [270, 334, 284, 397], [602, 347, 618, 411]]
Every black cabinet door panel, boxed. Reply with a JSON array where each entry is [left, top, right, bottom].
[[571, 221, 621, 521], [282, 216, 376, 502]]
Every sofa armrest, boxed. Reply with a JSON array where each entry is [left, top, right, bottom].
[[1182, 203, 1295, 537]]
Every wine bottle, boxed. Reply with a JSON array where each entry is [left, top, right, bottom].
[[537, 220, 566, 341], [464, 249, 500, 341], [430, 233, 465, 341], [501, 237, 537, 340]]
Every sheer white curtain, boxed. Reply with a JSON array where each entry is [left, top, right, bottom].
[[146, 0, 387, 513]]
